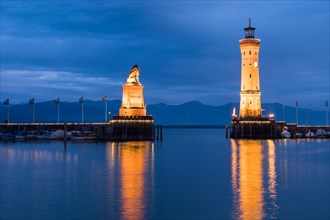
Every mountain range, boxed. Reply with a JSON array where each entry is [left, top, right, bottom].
[[0, 100, 328, 126]]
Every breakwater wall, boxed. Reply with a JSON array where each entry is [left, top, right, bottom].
[[230, 119, 284, 139], [105, 116, 156, 141], [0, 122, 105, 137], [0, 116, 161, 141], [230, 117, 330, 139]]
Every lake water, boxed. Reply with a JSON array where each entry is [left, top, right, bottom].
[[1, 129, 329, 220]]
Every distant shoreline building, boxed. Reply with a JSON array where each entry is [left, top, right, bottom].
[[239, 19, 262, 118]]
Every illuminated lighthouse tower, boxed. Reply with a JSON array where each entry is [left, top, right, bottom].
[[239, 18, 262, 118]]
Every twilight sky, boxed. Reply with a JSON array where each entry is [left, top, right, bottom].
[[1, 1, 329, 109]]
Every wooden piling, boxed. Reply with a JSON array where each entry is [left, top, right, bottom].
[[64, 122, 67, 143], [156, 125, 159, 141], [152, 125, 155, 140]]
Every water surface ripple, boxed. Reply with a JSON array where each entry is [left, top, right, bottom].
[[1, 129, 329, 219]]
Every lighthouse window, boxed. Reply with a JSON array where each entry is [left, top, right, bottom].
[[243, 51, 245, 55], [255, 51, 257, 55], [249, 50, 251, 55], [243, 85, 245, 89], [250, 101, 252, 105], [249, 74, 252, 78]]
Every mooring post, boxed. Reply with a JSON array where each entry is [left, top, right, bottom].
[[157, 124, 159, 141], [241, 125, 244, 138], [152, 125, 155, 140], [64, 121, 67, 144], [225, 125, 228, 138], [270, 124, 273, 138], [160, 125, 163, 142], [234, 126, 237, 139], [125, 125, 127, 141], [139, 126, 143, 141], [122, 125, 125, 140]]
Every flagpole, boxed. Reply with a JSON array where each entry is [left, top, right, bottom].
[[296, 100, 298, 126], [3, 99, 10, 123], [7, 105, 10, 123], [326, 100, 328, 126], [79, 97, 84, 124], [105, 101, 107, 122], [308, 104, 310, 126], [58, 102, 60, 123], [54, 98, 60, 123], [282, 103, 284, 121], [82, 102, 84, 124], [33, 103, 35, 123]]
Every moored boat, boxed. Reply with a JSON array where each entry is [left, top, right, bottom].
[[71, 131, 97, 140], [281, 129, 291, 138], [47, 129, 65, 140], [315, 128, 327, 138], [0, 133, 15, 140], [305, 130, 316, 138], [15, 131, 28, 140], [26, 130, 50, 139]]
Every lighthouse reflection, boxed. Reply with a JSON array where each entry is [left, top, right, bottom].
[[108, 141, 154, 220], [231, 140, 278, 220]]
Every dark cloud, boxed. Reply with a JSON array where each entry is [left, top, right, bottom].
[[1, 1, 329, 109]]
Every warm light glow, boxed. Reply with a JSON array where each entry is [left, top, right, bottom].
[[239, 120, 270, 124], [119, 65, 147, 117], [120, 142, 145, 219], [232, 107, 237, 117], [231, 140, 264, 220], [239, 27, 262, 118], [269, 113, 274, 118], [107, 141, 154, 220], [231, 140, 278, 219], [108, 119, 153, 124]]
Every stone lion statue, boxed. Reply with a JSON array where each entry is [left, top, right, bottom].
[[126, 64, 140, 84]]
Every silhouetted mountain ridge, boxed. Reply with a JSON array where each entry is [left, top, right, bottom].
[[0, 100, 327, 125]]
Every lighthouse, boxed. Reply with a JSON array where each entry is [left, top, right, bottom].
[[239, 18, 262, 118], [231, 20, 284, 139]]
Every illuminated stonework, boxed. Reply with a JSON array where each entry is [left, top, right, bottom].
[[119, 65, 147, 117], [239, 19, 262, 118]]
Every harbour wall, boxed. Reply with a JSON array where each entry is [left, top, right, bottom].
[[230, 118, 330, 139], [0, 117, 159, 141]]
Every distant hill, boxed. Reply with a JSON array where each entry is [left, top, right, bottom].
[[0, 100, 328, 126]]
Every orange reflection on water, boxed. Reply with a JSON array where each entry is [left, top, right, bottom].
[[231, 139, 277, 220], [111, 141, 154, 220], [231, 140, 264, 220]]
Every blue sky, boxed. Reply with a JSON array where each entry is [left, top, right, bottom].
[[1, 1, 329, 109]]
